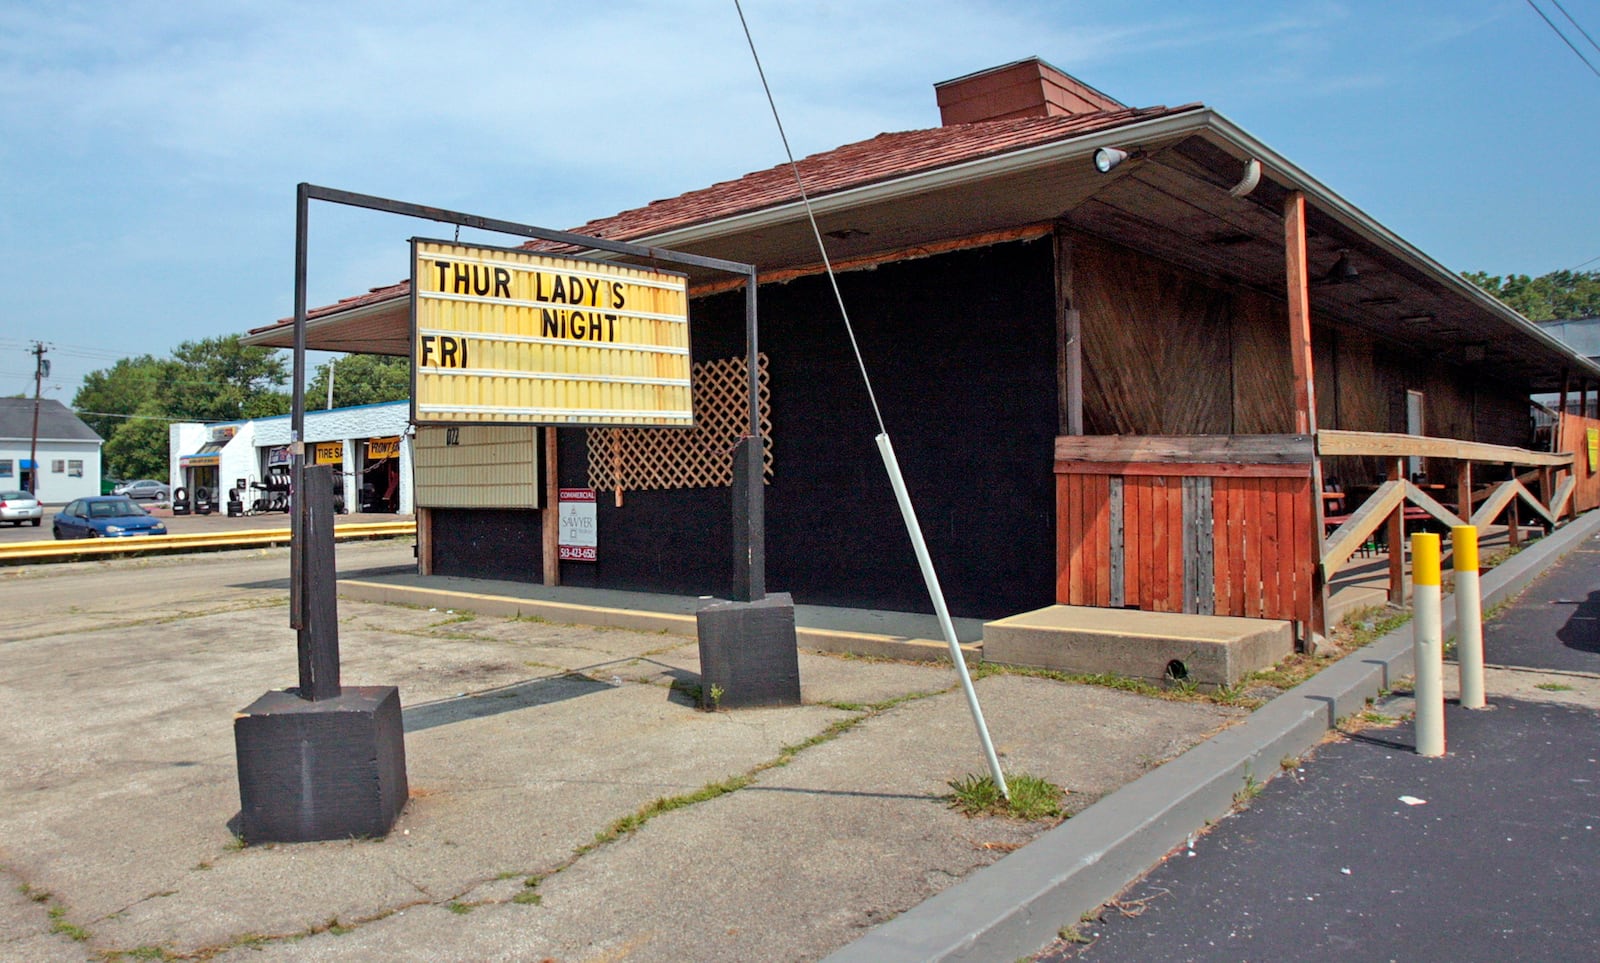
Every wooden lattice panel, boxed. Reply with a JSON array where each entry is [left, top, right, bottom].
[[587, 354, 771, 494]]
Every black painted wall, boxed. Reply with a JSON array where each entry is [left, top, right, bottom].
[[430, 508, 544, 582], [555, 238, 1060, 620]]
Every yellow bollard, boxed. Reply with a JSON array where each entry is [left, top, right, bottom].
[[1453, 526, 1486, 710], [1412, 532, 1445, 756]]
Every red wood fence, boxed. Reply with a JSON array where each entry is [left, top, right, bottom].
[[1055, 436, 1317, 625]]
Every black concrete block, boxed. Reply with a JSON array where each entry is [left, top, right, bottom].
[[696, 593, 801, 708], [234, 686, 408, 843]]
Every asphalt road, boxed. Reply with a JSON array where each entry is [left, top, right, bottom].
[[1034, 538, 1600, 963]]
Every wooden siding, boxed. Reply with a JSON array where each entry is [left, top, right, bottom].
[[1056, 436, 1315, 624], [1559, 412, 1600, 513]]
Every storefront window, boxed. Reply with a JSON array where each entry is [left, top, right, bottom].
[[68, 460, 83, 477]]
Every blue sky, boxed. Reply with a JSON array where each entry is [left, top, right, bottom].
[[1, 0, 1596, 404]]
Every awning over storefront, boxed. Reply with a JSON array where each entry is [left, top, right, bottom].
[[180, 441, 224, 468]]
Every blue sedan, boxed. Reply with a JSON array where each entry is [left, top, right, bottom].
[[52, 496, 168, 540]]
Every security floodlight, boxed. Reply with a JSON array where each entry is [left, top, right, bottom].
[[1093, 147, 1131, 173]]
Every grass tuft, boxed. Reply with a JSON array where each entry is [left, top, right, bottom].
[[947, 773, 1065, 821]]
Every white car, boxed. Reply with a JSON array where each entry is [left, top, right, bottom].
[[0, 490, 43, 527]]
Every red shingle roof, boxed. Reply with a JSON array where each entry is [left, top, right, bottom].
[[276, 102, 1195, 328], [538, 104, 1197, 248]]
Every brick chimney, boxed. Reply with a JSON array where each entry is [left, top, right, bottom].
[[934, 58, 1125, 126]]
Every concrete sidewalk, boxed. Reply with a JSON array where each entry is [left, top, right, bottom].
[[2, 513, 1594, 962], [0, 541, 1243, 962]]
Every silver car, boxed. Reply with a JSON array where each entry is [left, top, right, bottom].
[[114, 479, 170, 502], [0, 490, 43, 527]]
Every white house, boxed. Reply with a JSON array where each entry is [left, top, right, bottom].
[[0, 398, 102, 502], [169, 401, 413, 514]]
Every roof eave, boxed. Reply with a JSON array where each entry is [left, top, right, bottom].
[[1196, 113, 1600, 384]]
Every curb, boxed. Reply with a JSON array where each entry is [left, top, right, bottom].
[[337, 579, 983, 663], [823, 510, 1600, 963]]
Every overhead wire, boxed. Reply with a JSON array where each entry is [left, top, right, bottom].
[[1551, 0, 1600, 55], [730, 0, 1009, 799], [1525, 0, 1600, 78], [730, 2, 886, 437]]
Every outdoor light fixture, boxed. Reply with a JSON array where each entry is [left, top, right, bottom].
[[1093, 147, 1142, 173], [1326, 249, 1359, 284]]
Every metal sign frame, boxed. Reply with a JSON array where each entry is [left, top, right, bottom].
[[289, 184, 766, 702]]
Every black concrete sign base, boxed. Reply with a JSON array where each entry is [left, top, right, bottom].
[[234, 686, 408, 843], [695, 593, 801, 709]]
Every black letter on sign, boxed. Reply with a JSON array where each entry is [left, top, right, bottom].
[[453, 263, 471, 294], [419, 335, 436, 367], [440, 337, 458, 367], [494, 267, 511, 299], [433, 261, 450, 291]]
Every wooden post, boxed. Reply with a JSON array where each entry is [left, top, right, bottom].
[[1285, 192, 1327, 644], [1284, 193, 1319, 435], [416, 507, 433, 576], [542, 426, 561, 586], [1457, 461, 1473, 525], [1540, 466, 1554, 532], [1506, 462, 1521, 548], [1558, 369, 1570, 422], [1055, 225, 1083, 436], [1388, 457, 1406, 606]]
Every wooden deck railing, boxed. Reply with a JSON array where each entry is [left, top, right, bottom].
[[1315, 430, 1574, 585], [1055, 429, 1582, 635]]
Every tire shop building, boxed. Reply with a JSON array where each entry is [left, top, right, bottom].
[[169, 401, 413, 514], [242, 58, 1600, 640]]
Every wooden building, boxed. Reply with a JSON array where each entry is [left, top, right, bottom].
[[245, 58, 1600, 640]]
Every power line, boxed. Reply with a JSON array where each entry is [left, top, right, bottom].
[[1526, 0, 1600, 78], [1551, 0, 1600, 55]]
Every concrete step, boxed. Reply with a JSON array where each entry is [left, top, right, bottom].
[[982, 605, 1293, 687]]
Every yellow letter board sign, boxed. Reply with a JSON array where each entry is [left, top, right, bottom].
[[411, 239, 693, 426]]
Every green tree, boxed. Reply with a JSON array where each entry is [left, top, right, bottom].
[[1463, 269, 1600, 321], [71, 355, 168, 443], [160, 336, 290, 422], [101, 404, 172, 480], [73, 337, 291, 480], [307, 354, 410, 409]]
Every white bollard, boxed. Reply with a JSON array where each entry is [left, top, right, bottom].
[[1453, 525, 1486, 710], [1412, 532, 1446, 757]]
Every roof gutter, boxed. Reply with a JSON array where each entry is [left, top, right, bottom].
[[251, 105, 1600, 384]]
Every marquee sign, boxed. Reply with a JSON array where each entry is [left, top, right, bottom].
[[410, 239, 693, 427]]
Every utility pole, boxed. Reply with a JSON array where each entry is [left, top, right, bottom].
[[27, 342, 49, 495]]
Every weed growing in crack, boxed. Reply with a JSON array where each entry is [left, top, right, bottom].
[[946, 773, 1065, 821]]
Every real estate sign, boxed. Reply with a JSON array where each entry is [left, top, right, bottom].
[[410, 239, 692, 427]]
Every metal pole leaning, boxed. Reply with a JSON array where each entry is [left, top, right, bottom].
[[1452, 525, 1486, 710], [1412, 532, 1446, 757], [876, 433, 1009, 800]]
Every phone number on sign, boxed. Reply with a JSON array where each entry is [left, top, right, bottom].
[[559, 546, 597, 561]]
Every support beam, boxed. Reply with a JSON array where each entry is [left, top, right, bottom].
[[1055, 225, 1083, 436], [542, 427, 560, 586], [1388, 458, 1406, 606], [1284, 191, 1326, 643], [1283, 192, 1319, 434]]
